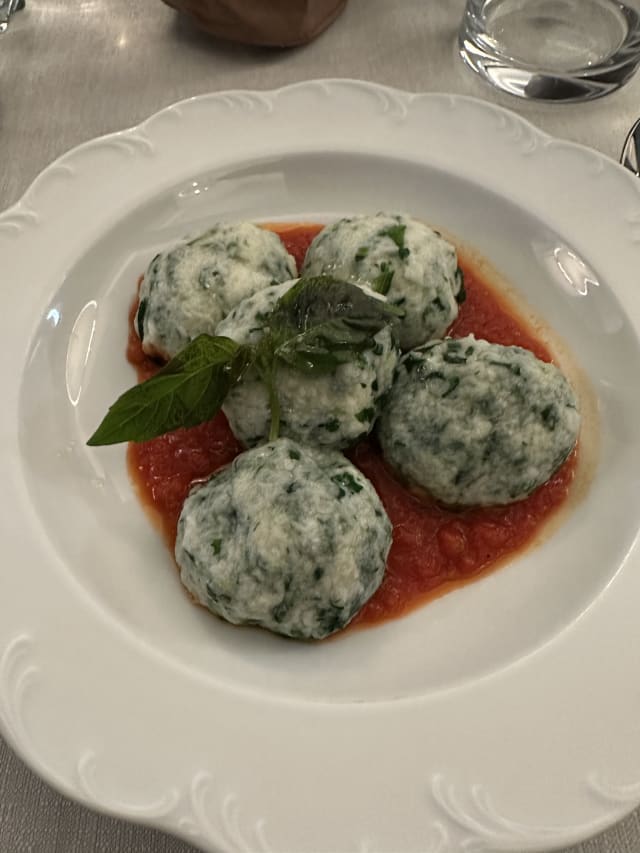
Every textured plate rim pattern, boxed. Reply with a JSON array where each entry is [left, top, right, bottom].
[[1, 80, 640, 852]]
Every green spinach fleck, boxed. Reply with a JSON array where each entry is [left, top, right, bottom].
[[355, 407, 375, 424], [331, 471, 364, 498], [380, 223, 410, 260], [371, 261, 395, 295]]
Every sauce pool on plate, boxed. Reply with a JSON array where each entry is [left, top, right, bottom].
[[127, 223, 577, 628]]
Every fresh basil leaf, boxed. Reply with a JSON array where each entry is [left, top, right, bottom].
[[271, 276, 402, 374], [253, 276, 403, 438], [273, 276, 402, 331], [275, 320, 376, 374], [89, 276, 404, 449], [87, 335, 250, 445]]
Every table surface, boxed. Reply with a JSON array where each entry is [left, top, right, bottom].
[[1, 1, 640, 851]]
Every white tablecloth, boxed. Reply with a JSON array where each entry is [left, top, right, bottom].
[[1, 1, 639, 850]]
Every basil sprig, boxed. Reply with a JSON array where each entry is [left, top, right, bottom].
[[268, 276, 401, 372], [87, 335, 251, 445], [88, 276, 402, 446]]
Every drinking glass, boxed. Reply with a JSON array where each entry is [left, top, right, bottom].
[[0, 0, 25, 33], [459, 0, 640, 102]]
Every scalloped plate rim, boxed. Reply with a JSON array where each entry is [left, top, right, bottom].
[[2, 80, 640, 853]]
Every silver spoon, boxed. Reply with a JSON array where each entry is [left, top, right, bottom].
[[621, 117, 640, 177]]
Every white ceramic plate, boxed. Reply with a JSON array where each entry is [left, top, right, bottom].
[[2, 80, 640, 853]]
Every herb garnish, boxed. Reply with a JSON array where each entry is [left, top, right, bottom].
[[87, 335, 251, 446], [88, 276, 403, 447]]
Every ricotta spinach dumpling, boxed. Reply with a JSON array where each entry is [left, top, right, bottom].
[[301, 213, 464, 350], [175, 438, 392, 639], [216, 280, 399, 449], [378, 335, 580, 506], [136, 222, 297, 359]]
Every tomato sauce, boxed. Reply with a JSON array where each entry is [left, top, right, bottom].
[[127, 224, 576, 626]]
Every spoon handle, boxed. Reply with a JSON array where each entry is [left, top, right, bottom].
[[621, 117, 640, 177]]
